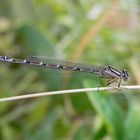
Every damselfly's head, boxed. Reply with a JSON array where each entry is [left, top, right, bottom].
[[121, 69, 129, 81]]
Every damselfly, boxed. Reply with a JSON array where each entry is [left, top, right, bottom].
[[0, 56, 129, 87]]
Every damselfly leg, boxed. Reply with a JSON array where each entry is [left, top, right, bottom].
[[107, 78, 120, 87]]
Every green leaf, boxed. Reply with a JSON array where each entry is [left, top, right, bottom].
[[124, 103, 140, 140], [28, 108, 59, 140], [84, 80, 124, 140], [1, 123, 15, 140], [16, 25, 54, 56]]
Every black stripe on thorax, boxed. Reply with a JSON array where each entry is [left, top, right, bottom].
[[108, 66, 121, 77]]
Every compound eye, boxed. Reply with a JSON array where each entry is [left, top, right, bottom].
[[122, 70, 129, 81]]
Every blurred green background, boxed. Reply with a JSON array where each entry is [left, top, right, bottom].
[[0, 0, 140, 140]]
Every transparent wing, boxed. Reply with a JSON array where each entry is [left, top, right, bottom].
[[27, 56, 107, 74], [27, 56, 99, 67]]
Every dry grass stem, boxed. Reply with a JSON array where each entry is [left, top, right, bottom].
[[0, 85, 139, 102]]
